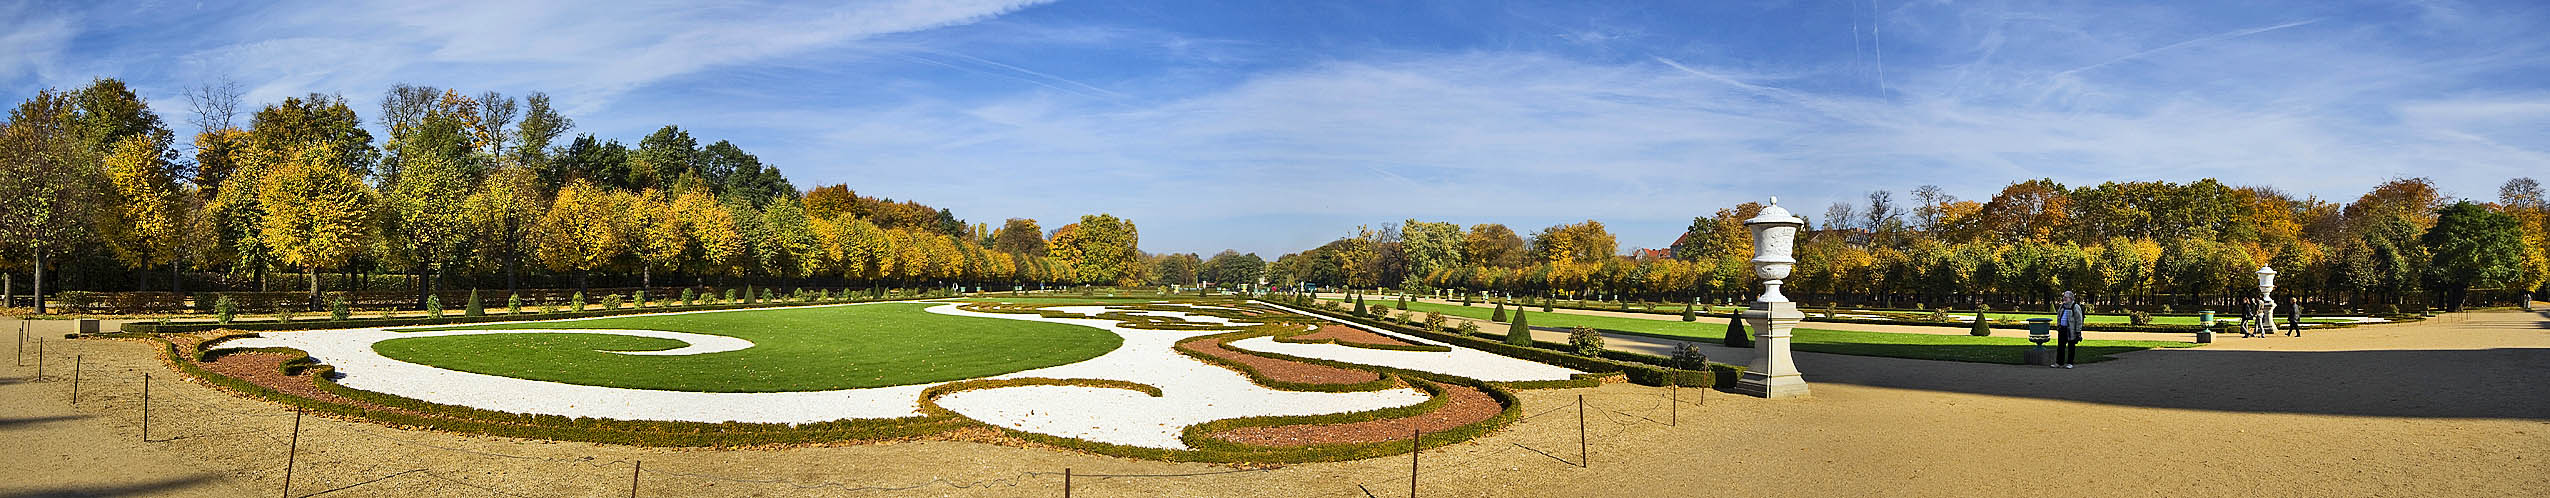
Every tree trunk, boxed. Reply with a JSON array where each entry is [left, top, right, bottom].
[[307, 266, 321, 310], [505, 251, 520, 293], [171, 261, 183, 295], [32, 249, 46, 314], [642, 265, 652, 289]]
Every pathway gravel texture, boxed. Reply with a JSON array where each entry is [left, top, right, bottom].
[[4, 308, 2545, 496]]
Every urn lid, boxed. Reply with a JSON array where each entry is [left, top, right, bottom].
[[1746, 197, 1806, 226]]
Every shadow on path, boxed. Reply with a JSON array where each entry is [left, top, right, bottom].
[[1805, 345, 2550, 420], [0, 474, 223, 498], [0, 415, 88, 429]]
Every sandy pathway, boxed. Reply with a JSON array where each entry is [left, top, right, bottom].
[[4, 310, 2545, 497]]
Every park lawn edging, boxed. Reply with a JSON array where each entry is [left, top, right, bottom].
[[122, 296, 947, 334], [1274, 298, 1732, 389]]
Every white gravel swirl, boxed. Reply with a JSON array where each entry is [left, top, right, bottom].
[[208, 301, 1576, 449]]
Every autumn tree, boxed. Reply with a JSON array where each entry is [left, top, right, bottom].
[[463, 166, 546, 291], [260, 146, 378, 306], [1049, 214, 1141, 285], [2423, 201, 2523, 311], [0, 89, 105, 312], [535, 180, 626, 292]]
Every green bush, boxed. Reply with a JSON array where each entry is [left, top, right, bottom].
[[1824, 302, 1838, 318], [571, 292, 586, 312], [466, 289, 484, 316], [275, 308, 296, 323], [1540, 297, 1551, 312], [426, 294, 444, 319], [1456, 321, 1482, 337], [1396, 294, 1408, 310], [1724, 314, 1752, 348], [682, 288, 697, 306], [1930, 307, 1950, 322], [1505, 309, 1533, 346], [1491, 302, 1507, 322], [2160, 304, 2174, 314], [601, 294, 624, 310], [1423, 311, 1446, 331], [762, 288, 776, 302], [633, 290, 648, 309], [1567, 327, 1605, 356], [1461, 294, 1473, 306], [2129, 311, 2153, 326], [722, 288, 736, 303], [1681, 302, 1696, 322], [1969, 309, 1993, 336], [330, 295, 350, 321], [507, 293, 523, 314], [1354, 296, 1367, 316], [1670, 342, 1709, 385]]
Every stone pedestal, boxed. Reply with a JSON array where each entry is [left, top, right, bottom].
[[2024, 347, 2055, 366], [76, 318, 100, 335], [1734, 301, 1809, 398], [2194, 331, 2213, 343]]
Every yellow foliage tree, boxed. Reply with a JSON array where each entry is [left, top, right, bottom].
[[259, 146, 377, 303], [534, 180, 627, 290]]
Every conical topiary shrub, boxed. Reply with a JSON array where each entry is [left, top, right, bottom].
[[1724, 314, 1753, 348], [466, 289, 485, 316], [1505, 309, 1534, 346], [1354, 296, 1368, 316], [1970, 308, 1994, 336], [1397, 293, 1409, 310], [1492, 302, 1508, 322], [1541, 297, 1552, 312], [1682, 302, 1696, 322]]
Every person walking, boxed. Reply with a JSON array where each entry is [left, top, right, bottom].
[[2239, 298, 2258, 338], [2053, 291, 2086, 369], [2286, 297, 2304, 337]]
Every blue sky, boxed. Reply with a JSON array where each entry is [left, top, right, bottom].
[[5, 0, 2547, 256]]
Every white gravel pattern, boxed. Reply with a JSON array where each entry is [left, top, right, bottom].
[[209, 301, 1569, 449], [1238, 302, 1583, 383]]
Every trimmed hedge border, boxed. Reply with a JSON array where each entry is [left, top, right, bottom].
[[150, 297, 1569, 462], [1269, 299, 1734, 389]]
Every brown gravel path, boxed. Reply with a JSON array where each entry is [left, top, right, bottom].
[[1284, 323, 1424, 349], [5, 311, 2546, 497], [1209, 381, 1501, 447], [1176, 335, 1383, 386]]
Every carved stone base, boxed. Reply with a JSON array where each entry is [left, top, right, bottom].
[[1733, 370, 1810, 398]]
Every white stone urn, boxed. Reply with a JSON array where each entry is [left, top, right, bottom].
[[1746, 197, 1806, 303]]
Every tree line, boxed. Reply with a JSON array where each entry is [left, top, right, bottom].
[[1270, 178, 2550, 312], [0, 78, 1146, 312]]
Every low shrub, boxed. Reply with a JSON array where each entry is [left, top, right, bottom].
[[1423, 311, 1446, 331], [1505, 309, 1533, 346], [1929, 307, 1950, 322], [633, 290, 647, 309], [1969, 309, 1992, 336], [329, 295, 350, 321], [466, 289, 484, 316], [2128, 311, 2153, 326], [601, 294, 624, 311], [723, 288, 737, 303], [1670, 342, 1709, 385], [507, 293, 523, 314], [1567, 327, 1605, 356], [682, 288, 697, 305], [1724, 314, 1752, 348], [275, 308, 296, 323], [426, 294, 444, 319], [570, 292, 586, 312], [1456, 321, 1482, 337]]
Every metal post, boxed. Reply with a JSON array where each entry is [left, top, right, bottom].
[[34, 335, 42, 380], [1669, 386, 1676, 426], [282, 410, 302, 498], [1063, 468, 1071, 498], [70, 355, 81, 404], [631, 460, 641, 498], [1410, 428, 1419, 498], [141, 373, 151, 442], [1577, 395, 1588, 468]]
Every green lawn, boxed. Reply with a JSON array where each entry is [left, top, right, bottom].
[[379, 302, 1122, 392], [1942, 312, 2348, 325], [1334, 298, 2198, 364]]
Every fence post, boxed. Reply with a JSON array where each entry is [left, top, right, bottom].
[[141, 373, 151, 442], [33, 335, 42, 380], [1669, 386, 1676, 427], [1410, 428, 1420, 498], [1063, 467, 1071, 498], [1577, 395, 1587, 468], [70, 355, 81, 404], [631, 460, 641, 498], [282, 410, 302, 498]]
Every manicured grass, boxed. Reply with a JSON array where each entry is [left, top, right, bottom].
[[946, 296, 1180, 304], [1334, 298, 2197, 364], [378, 302, 1122, 392]]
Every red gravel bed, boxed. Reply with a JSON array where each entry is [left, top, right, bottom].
[[1178, 336, 1382, 385], [1286, 324, 1422, 348], [1207, 381, 1502, 447]]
